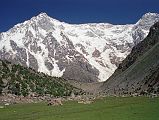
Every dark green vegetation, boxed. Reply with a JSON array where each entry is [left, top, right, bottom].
[[0, 60, 80, 97], [0, 97, 159, 120], [102, 22, 159, 95]]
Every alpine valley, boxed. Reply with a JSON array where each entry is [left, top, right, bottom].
[[0, 12, 159, 83]]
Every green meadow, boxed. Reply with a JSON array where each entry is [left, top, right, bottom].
[[0, 97, 159, 120]]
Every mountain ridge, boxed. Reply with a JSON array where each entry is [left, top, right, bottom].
[[101, 22, 159, 95], [0, 12, 159, 82], [0, 59, 81, 97]]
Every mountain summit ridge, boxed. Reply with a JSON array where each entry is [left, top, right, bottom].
[[0, 12, 159, 82]]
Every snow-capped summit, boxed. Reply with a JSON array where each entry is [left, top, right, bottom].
[[141, 12, 159, 19], [37, 12, 49, 17], [31, 12, 63, 24], [132, 12, 159, 44], [135, 12, 159, 30], [0, 12, 159, 82]]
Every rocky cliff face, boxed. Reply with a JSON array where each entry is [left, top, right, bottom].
[[101, 22, 159, 95], [0, 12, 159, 82]]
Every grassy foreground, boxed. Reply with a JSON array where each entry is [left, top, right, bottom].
[[0, 97, 159, 120]]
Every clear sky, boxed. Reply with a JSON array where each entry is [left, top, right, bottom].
[[0, 0, 159, 32]]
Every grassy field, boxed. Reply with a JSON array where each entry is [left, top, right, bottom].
[[0, 97, 159, 120]]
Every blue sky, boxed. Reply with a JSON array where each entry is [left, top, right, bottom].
[[0, 0, 159, 32]]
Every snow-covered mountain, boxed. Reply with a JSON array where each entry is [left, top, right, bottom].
[[0, 12, 159, 82]]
